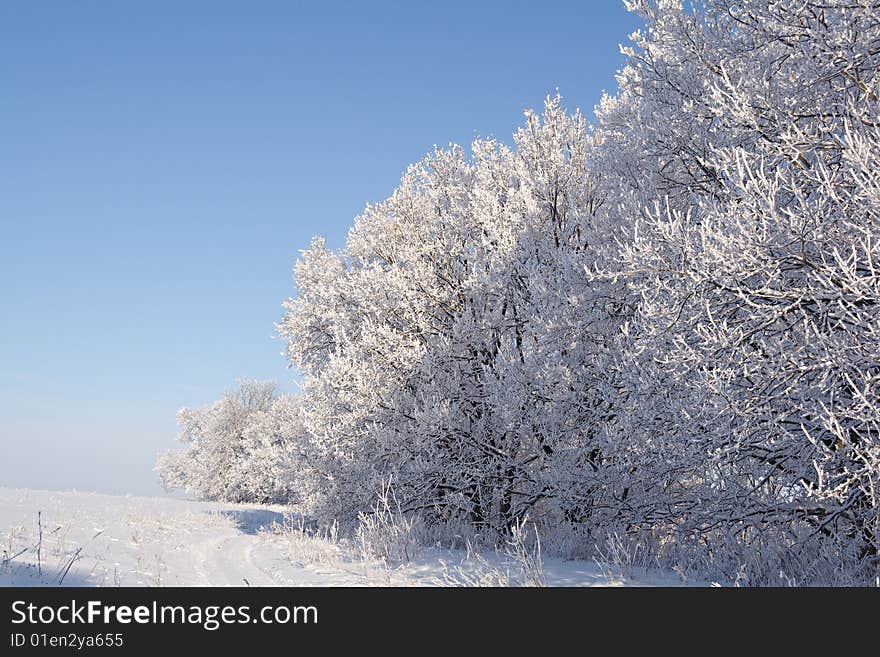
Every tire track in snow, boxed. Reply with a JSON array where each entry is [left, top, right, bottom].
[[192, 533, 280, 586]]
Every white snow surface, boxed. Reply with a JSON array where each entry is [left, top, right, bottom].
[[0, 488, 684, 587]]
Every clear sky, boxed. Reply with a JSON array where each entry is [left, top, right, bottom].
[[1, 1, 642, 496]]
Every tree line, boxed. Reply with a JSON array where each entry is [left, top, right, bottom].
[[157, 0, 880, 585]]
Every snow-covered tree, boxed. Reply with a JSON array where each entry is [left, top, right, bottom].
[[156, 380, 305, 504], [596, 0, 880, 579], [279, 96, 629, 532]]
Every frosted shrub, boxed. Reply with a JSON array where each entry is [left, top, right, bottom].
[[262, 514, 342, 567], [504, 517, 546, 587], [355, 480, 425, 566]]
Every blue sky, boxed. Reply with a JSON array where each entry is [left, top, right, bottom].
[[0, 1, 642, 495]]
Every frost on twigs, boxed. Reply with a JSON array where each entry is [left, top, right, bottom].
[[355, 478, 425, 566]]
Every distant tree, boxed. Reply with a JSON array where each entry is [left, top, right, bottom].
[[156, 380, 304, 504]]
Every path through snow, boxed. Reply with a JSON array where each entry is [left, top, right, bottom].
[[0, 488, 683, 587]]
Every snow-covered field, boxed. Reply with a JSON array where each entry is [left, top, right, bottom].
[[0, 487, 685, 587]]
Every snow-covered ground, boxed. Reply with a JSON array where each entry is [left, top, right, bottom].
[[0, 488, 684, 587]]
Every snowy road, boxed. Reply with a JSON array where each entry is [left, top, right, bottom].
[[0, 488, 680, 587], [194, 535, 279, 586]]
